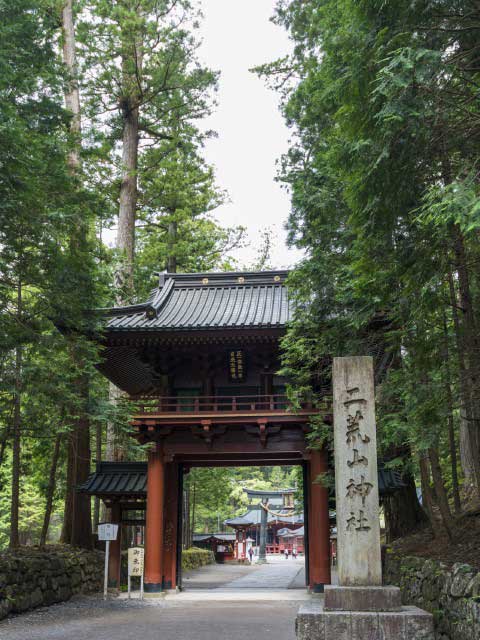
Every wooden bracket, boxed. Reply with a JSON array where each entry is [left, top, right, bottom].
[[191, 421, 226, 449], [244, 420, 281, 449]]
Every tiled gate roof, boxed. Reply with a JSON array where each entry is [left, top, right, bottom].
[[104, 270, 290, 332]]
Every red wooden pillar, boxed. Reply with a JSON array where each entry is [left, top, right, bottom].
[[162, 462, 179, 590], [308, 447, 331, 592], [144, 442, 165, 593], [108, 501, 122, 589]]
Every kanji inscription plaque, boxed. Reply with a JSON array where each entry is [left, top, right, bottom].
[[333, 356, 382, 586], [228, 349, 246, 382]]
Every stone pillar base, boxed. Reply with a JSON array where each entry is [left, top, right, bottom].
[[296, 600, 434, 640], [324, 585, 402, 612]]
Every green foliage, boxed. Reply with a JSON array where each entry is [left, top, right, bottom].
[[260, 0, 480, 503], [0, 0, 248, 549], [181, 547, 214, 570], [186, 466, 301, 534]]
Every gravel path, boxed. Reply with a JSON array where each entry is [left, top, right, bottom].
[[0, 557, 309, 640], [0, 596, 300, 640]]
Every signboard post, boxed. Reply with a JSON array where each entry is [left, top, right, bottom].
[[127, 547, 145, 599], [97, 523, 119, 600]]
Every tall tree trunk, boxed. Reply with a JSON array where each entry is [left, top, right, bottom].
[[443, 148, 480, 495], [447, 403, 462, 514], [383, 470, 428, 542], [9, 291, 22, 549], [40, 433, 62, 547], [62, 0, 81, 171], [167, 219, 177, 273], [442, 311, 462, 513], [69, 385, 92, 548], [448, 269, 480, 494], [106, 383, 126, 462], [428, 446, 454, 540], [115, 26, 143, 304], [93, 421, 102, 531], [108, 25, 143, 463], [62, 348, 93, 549], [60, 0, 92, 549], [0, 424, 10, 469], [419, 453, 438, 537], [115, 99, 139, 302], [61, 431, 74, 544]]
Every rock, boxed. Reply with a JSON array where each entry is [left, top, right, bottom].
[[465, 572, 480, 598], [450, 564, 474, 598], [384, 554, 480, 640]]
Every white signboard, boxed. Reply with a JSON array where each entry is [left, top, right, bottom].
[[98, 523, 119, 600], [98, 523, 119, 541], [128, 547, 144, 577]]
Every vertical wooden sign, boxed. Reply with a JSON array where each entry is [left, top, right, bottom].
[[333, 357, 382, 586]]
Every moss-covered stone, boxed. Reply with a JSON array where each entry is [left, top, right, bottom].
[[0, 546, 104, 622], [384, 554, 480, 640]]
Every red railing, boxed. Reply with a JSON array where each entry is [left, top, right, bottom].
[[130, 394, 318, 415]]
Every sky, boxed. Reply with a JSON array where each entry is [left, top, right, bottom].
[[197, 0, 304, 269]]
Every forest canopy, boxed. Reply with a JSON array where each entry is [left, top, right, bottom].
[[1, 0, 479, 550], [257, 0, 480, 539]]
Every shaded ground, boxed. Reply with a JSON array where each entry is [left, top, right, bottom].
[[0, 597, 301, 640], [390, 508, 480, 569], [0, 557, 311, 640]]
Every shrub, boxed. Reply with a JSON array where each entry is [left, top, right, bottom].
[[182, 547, 214, 571]]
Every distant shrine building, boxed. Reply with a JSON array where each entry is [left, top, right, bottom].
[[224, 488, 305, 559], [193, 488, 305, 563], [81, 270, 402, 593]]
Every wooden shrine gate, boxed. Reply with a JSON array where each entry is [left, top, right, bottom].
[[82, 270, 334, 593], [137, 425, 330, 593]]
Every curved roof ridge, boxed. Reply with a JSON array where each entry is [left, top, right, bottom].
[[105, 269, 292, 332]]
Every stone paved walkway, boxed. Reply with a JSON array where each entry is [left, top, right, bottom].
[[219, 557, 304, 590], [182, 554, 305, 591]]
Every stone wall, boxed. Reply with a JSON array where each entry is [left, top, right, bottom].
[[0, 546, 104, 620], [384, 551, 480, 640]]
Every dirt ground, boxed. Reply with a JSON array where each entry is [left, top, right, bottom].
[[389, 508, 480, 569]]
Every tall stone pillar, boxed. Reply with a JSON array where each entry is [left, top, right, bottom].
[[144, 442, 165, 594], [108, 501, 122, 589], [333, 356, 382, 586], [258, 498, 268, 564], [308, 448, 331, 592], [162, 462, 179, 590], [296, 357, 434, 640]]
